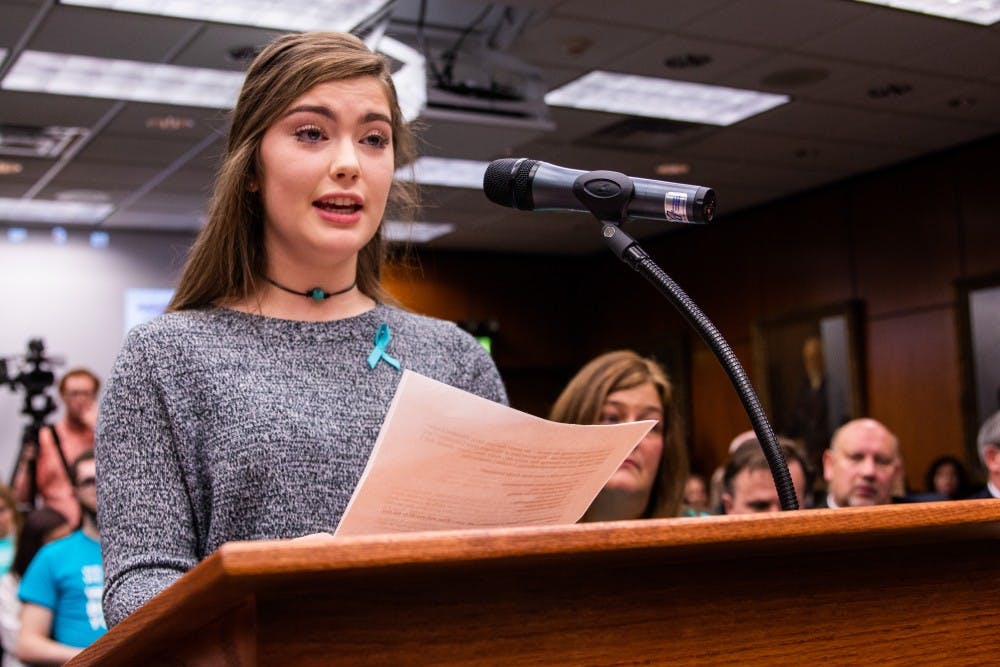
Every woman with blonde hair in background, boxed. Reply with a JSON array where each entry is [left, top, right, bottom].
[[549, 350, 688, 521], [0, 486, 21, 575]]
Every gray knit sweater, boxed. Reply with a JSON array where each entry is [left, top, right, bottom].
[[95, 304, 507, 627]]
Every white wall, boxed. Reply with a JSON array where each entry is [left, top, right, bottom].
[[0, 228, 195, 480]]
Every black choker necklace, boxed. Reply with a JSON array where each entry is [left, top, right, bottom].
[[266, 277, 357, 301]]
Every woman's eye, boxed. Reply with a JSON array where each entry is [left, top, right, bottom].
[[362, 132, 389, 148], [599, 413, 621, 425], [294, 125, 324, 142]]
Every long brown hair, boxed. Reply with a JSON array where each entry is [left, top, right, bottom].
[[549, 350, 688, 518], [169, 31, 417, 311]]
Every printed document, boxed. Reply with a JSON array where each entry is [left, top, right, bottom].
[[335, 370, 655, 536]]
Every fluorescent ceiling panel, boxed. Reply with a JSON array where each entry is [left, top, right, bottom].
[[383, 220, 454, 243], [2, 39, 424, 117], [395, 157, 489, 189], [378, 36, 426, 123], [2, 51, 245, 108], [853, 0, 1000, 25], [59, 0, 391, 32], [0, 198, 113, 224], [545, 71, 790, 126]]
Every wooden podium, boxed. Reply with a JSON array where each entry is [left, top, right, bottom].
[[70, 500, 1000, 665]]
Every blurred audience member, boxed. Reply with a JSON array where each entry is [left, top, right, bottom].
[[682, 474, 712, 515], [968, 410, 1000, 499], [923, 455, 972, 500], [0, 487, 21, 576], [722, 438, 813, 514], [550, 350, 688, 521], [821, 418, 901, 508], [16, 452, 105, 664], [0, 508, 70, 667], [708, 430, 757, 513], [12, 369, 99, 525]]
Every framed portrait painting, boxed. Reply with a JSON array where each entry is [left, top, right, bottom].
[[752, 300, 866, 470], [957, 274, 1000, 462]]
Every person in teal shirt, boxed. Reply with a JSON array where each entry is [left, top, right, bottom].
[[16, 452, 104, 663]]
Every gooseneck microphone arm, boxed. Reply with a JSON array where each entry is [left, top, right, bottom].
[[484, 160, 798, 511]]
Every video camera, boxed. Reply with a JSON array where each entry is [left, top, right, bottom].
[[1, 338, 60, 429]]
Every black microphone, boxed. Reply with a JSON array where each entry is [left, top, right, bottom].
[[483, 158, 717, 224]]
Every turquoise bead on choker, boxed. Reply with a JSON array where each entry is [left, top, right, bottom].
[[266, 277, 357, 301]]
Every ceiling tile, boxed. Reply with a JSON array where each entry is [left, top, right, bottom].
[[797, 6, 983, 64], [171, 24, 286, 71], [604, 32, 772, 83], [679, 0, 872, 49], [0, 90, 116, 127], [0, 3, 40, 48], [29, 6, 196, 61], [510, 15, 661, 69], [553, 0, 733, 31]]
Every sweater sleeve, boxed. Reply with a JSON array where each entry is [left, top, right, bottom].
[[95, 326, 199, 627], [452, 329, 509, 407]]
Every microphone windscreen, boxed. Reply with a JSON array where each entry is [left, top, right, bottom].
[[482, 158, 520, 207], [483, 158, 539, 210]]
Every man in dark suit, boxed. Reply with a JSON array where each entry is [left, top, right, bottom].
[[967, 410, 1000, 499]]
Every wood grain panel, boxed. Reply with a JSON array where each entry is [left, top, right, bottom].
[[756, 185, 855, 317], [850, 160, 962, 317], [867, 307, 965, 490], [70, 502, 1000, 666], [690, 339, 755, 474], [955, 136, 1000, 278]]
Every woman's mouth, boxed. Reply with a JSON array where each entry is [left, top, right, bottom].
[[314, 197, 362, 214]]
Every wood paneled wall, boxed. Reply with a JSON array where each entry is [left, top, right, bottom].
[[386, 134, 1000, 490]]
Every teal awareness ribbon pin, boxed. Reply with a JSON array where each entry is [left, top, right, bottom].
[[367, 323, 401, 371]]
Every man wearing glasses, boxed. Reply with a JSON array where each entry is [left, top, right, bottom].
[[15, 451, 106, 663], [14, 368, 100, 525]]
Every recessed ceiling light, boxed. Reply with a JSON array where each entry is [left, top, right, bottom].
[[760, 67, 830, 88], [867, 82, 913, 99], [59, 0, 394, 32], [2, 51, 245, 108], [562, 36, 595, 57], [51, 226, 68, 244], [0, 160, 23, 175], [89, 231, 110, 248], [664, 53, 713, 69], [544, 71, 790, 126], [852, 0, 1000, 25], [145, 115, 196, 130], [655, 162, 691, 176], [948, 96, 978, 108], [382, 220, 455, 243], [0, 198, 113, 224], [6, 227, 28, 243], [395, 157, 489, 189], [226, 45, 264, 65]]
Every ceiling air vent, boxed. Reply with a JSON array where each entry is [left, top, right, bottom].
[[0, 125, 89, 158], [581, 117, 712, 153]]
